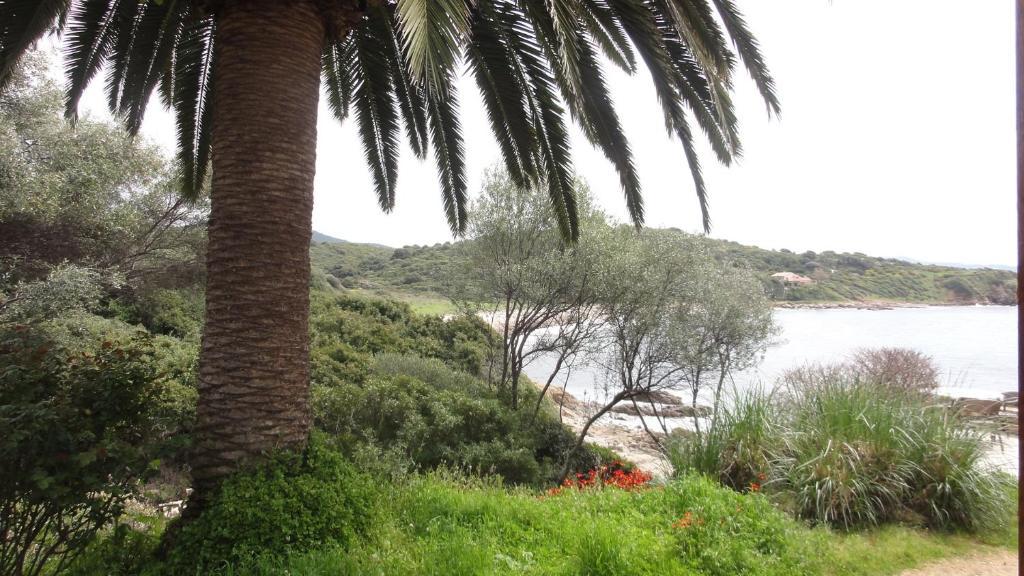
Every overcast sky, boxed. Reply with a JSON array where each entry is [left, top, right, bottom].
[[71, 0, 1016, 266]]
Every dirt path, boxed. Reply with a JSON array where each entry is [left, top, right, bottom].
[[897, 551, 1017, 576]]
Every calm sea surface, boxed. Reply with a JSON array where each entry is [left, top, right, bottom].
[[523, 306, 1017, 403]]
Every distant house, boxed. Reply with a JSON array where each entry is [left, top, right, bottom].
[[771, 271, 814, 285]]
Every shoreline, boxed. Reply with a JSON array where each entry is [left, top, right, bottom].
[[550, 387, 1020, 479]]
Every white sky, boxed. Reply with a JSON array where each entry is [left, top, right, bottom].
[[70, 0, 1017, 266]]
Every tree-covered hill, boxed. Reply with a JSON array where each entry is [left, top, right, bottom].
[[311, 232, 1017, 306]]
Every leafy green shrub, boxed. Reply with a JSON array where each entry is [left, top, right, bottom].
[[663, 476, 820, 576], [65, 522, 163, 576], [0, 327, 162, 576], [309, 293, 490, 388], [314, 353, 600, 486], [371, 352, 485, 394], [162, 436, 376, 574], [111, 288, 205, 339]]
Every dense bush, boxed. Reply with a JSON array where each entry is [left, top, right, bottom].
[[315, 353, 599, 486], [161, 436, 376, 574], [670, 370, 1012, 531], [0, 327, 163, 576], [849, 347, 939, 394], [309, 292, 490, 387]]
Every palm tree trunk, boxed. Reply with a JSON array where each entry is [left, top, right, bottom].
[[190, 0, 325, 504]]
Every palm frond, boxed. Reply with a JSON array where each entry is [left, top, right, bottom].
[[467, 2, 539, 188], [104, 0, 144, 119], [107, 0, 184, 135], [426, 80, 467, 235], [657, 0, 734, 83], [674, 109, 711, 232], [396, 0, 468, 94], [574, 36, 644, 226], [323, 35, 355, 124], [490, 0, 577, 241], [520, 0, 639, 226], [548, 0, 585, 97], [171, 15, 215, 200], [377, 4, 429, 159], [581, 0, 636, 74], [658, 10, 739, 162], [62, 0, 124, 121], [710, 0, 779, 116], [352, 13, 402, 212], [0, 0, 70, 89]]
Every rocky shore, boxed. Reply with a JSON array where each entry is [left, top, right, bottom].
[[549, 387, 1021, 479]]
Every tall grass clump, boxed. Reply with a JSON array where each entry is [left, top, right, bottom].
[[669, 387, 779, 492], [777, 375, 919, 527], [777, 366, 1013, 530], [671, 357, 1013, 532]]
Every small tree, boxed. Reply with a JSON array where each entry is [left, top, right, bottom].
[[0, 329, 161, 576], [560, 230, 774, 475], [559, 229, 698, 475], [670, 264, 776, 432], [451, 169, 604, 410]]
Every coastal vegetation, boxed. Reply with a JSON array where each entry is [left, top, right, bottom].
[[669, 355, 1014, 531], [311, 231, 1017, 310], [0, 40, 1016, 576]]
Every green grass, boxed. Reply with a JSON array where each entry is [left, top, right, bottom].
[[102, 474, 1014, 576], [822, 525, 1014, 576]]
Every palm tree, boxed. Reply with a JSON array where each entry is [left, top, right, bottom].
[[0, 0, 778, 504]]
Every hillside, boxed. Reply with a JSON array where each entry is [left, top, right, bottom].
[[310, 232, 1017, 307]]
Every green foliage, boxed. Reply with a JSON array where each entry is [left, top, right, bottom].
[[664, 476, 820, 576], [223, 474, 820, 575], [308, 233, 1017, 308], [0, 55, 205, 288], [63, 473, 1015, 575], [65, 521, 164, 576], [0, 327, 163, 576], [0, 264, 107, 325], [670, 388, 778, 493], [160, 436, 377, 574], [108, 288, 206, 339], [309, 291, 491, 387], [315, 353, 592, 486], [672, 369, 1014, 532]]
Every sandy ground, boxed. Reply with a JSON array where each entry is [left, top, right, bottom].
[[897, 550, 1018, 576]]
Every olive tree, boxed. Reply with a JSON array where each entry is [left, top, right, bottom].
[[669, 263, 776, 433], [451, 168, 604, 411], [560, 230, 774, 474]]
